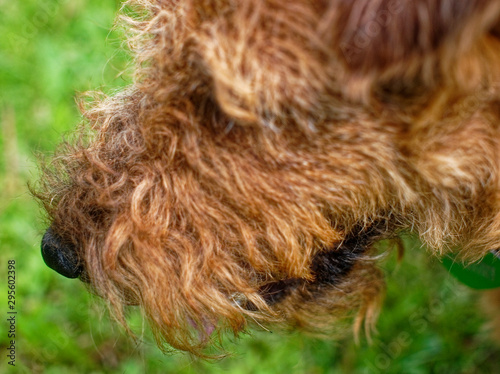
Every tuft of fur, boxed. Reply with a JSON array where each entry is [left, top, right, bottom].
[[34, 0, 500, 356]]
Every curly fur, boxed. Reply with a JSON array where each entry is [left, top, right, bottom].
[[34, 0, 500, 356]]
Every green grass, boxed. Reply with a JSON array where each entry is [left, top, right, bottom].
[[1, 1, 499, 373]]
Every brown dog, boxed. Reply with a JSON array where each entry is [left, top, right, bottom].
[[35, 0, 500, 356]]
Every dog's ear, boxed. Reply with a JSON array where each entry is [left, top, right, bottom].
[[332, 0, 500, 73]]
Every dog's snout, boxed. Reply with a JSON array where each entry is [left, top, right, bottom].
[[41, 228, 82, 279]]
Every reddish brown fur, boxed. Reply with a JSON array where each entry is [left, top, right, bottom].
[[35, 0, 500, 356]]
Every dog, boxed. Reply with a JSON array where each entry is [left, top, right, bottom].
[[35, 0, 500, 357]]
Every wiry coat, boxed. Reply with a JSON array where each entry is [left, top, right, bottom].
[[35, 0, 500, 356]]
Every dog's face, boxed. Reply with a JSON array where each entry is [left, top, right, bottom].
[[35, 0, 500, 355]]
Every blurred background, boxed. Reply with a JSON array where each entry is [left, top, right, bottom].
[[0, 0, 499, 373]]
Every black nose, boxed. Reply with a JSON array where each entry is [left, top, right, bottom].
[[41, 228, 82, 279]]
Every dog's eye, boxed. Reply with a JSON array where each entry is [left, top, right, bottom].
[[491, 20, 500, 38], [376, 78, 429, 106]]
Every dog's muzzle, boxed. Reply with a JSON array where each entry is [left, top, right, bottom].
[[41, 227, 82, 279], [238, 222, 388, 309]]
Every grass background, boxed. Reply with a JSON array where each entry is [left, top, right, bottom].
[[1, 0, 499, 373]]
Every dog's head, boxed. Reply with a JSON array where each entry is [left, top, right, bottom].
[[35, 0, 500, 356]]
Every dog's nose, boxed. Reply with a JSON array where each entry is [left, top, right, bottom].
[[41, 228, 82, 279]]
